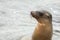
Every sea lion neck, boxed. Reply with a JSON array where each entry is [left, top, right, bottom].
[[32, 22, 52, 40], [37, 19, 51, 25], [37, 22, 45, 27]]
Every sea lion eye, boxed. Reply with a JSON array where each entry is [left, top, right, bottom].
[[39, 12, 43, 16]]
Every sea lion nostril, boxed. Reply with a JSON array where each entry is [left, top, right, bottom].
[[31, 11, 34, 16], [31, 11, 36, 15], [31, 11, 35, 16]]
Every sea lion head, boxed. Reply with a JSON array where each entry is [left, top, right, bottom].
[[31, 10, 52, 23]]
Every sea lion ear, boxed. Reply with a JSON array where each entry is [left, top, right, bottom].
[[45, 12, 52, 18], [45, 13, 49, 16], [48, 13, 52, 19], [49, 14, 52, 18]]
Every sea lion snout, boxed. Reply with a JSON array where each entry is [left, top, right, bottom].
[[31, 11, 44, 19], [31, 11, 43, 16]]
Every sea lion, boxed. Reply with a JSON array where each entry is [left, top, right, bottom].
[[31, 10, 53, 40]]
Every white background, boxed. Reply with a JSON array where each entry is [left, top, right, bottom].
[[0, 0, 60, 40]]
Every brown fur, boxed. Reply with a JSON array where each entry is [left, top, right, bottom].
[[31, 10, 53, 40]]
